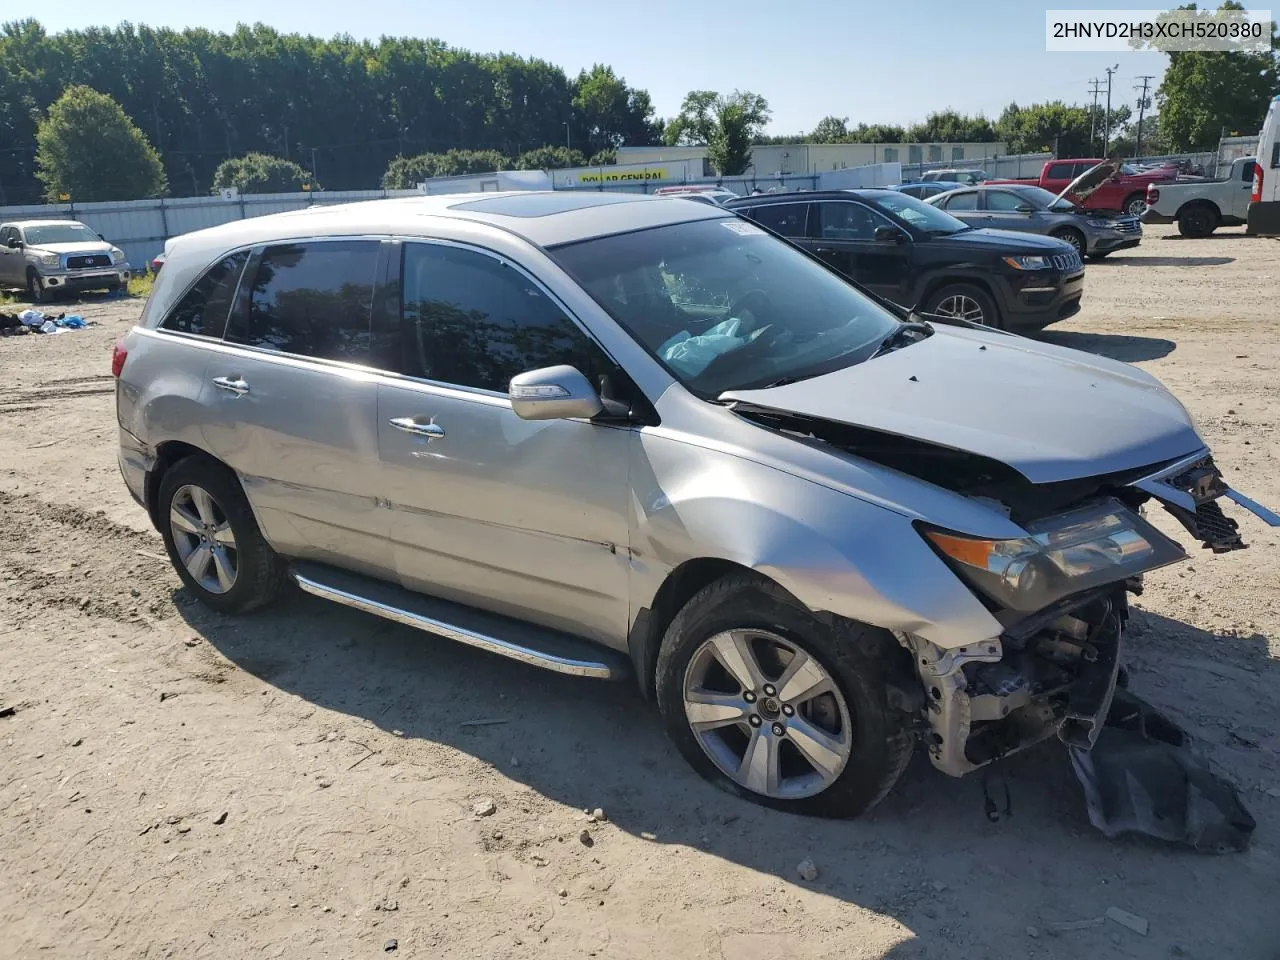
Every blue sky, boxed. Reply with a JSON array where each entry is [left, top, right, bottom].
[[10, 0, 1174, 134]]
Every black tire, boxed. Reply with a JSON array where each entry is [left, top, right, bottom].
[[158, 454, 284, 614], [26, 268, 52, 304], [921, 282, 1001, 329], [1050, 227, 1085, 256], [655, 572, 915, 819], [1177, 204, 1217, 238], [1122, 193, 1147, 218], [1085, 251, 1110, 262]]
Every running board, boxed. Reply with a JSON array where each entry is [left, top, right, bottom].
[[290, 562, 631, 681]]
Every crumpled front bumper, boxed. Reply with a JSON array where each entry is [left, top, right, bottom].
[[1133, 449, 1280, 551]]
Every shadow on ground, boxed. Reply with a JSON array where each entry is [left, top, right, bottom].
[[180, 588, 1278, 959], [1035, 329, 1176, 362], [1092, 255, 1235, 267]]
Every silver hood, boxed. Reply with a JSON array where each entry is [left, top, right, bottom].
[[721, 325, 1204, 484]]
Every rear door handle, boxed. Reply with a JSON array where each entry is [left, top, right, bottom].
[[815, 246, 837, 255], [212, 375, 250, 396], [388, 417, 446, 440]]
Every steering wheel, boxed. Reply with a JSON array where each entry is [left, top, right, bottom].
[[727, 288, 773, 336]]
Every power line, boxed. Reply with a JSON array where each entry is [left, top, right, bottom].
[[1134, 75, 1155, 157], [1088, 79, 1103, 153]]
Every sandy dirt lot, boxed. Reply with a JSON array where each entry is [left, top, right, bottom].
[[2, 229, 1279, 960]]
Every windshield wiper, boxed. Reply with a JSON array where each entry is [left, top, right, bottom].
[[872, 319, 934, 358]]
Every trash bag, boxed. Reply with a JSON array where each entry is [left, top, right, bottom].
[[1068, 688, 1256, 853]]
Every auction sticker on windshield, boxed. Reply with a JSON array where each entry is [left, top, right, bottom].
[[721, 221, 764, 236]]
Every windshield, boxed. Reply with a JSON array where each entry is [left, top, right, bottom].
[[1119, 163, 1140, 176], [865, 191, 971, 235], [23, 223, 100, 245], [547, 218, 901, 398]]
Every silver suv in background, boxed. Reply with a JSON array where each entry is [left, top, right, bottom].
[[0, 219, 131, 301], [114, 192, 1277, 818]]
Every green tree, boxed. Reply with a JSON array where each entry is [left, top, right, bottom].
[[211, 153, 316, 193], [587, 148, 616, 166], [809, 115, 850, 143], [515, 145, 586, 170], [847, 123, 906, 143], [34, 84, 165, 201], [1145, 3, 1278, 149], [706, 92, 770, 175], [906, 110, 996, 143], [996, 101, 1096, 155], [570, 64, 658, 155], [663, 90, 719, 145]]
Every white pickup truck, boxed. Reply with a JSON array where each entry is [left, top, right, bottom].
[[1142, 156, 1257, 237]]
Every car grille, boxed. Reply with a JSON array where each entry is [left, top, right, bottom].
[[67, 254, 111, 269], [1114, 217, 1142, 234], [1051, 250, 1083, 273]]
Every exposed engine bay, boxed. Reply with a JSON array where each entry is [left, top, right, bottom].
[[734, 404, 1280, 782]]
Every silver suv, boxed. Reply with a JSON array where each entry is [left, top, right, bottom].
[[114, 192, 1276, 817]]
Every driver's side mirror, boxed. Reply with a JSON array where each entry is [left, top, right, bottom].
[[510, 365, 604, 421], [874, 225, 907, 243], [1016, 203, 1036, 213], [5, 237, 19, 249]]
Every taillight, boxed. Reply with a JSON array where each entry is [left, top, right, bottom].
[[1252, 166, 1263, 203], [1146, 185, 1160, 203], [111, 340, 128, 378]]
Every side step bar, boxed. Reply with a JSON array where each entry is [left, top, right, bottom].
[[291, 562, 631, 681]]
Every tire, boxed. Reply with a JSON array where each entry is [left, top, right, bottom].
[[1049, 227, 1085, 256], [1123, 193, 1147, 218], [26, 268, 52, 304], [921, 282, 1001, 329], [158, 454, 284, 614], [654, 572, 915, 818], [1177, 204, 1217, 238]]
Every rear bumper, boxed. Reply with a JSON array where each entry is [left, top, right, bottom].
[[117, 425, 153, 516]]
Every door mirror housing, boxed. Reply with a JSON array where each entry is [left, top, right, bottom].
[[1016, 203, 1036, 213], [873, 225, 907, 243], [5, 237, 19, 249], [509, 365, 604, 421]]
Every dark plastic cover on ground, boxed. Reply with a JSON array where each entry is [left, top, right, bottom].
[[1068, 688, 1256, 853]]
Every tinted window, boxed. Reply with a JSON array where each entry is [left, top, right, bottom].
[[1073, 162, 1095, 179], [1241, 160, 1257, 182], [746, 203, 809, 238], [1046, 163, 1073, 180], [161, 250, 248, 338], [986, 190, 1028, 212], [227, 240, 378, 362], [942, 192, 978, 211], [817, 202, 888, 240], [399, 242, 606, 393]]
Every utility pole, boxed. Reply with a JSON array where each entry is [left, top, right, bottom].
[[1103, 65, 1119, 157], [1088, 79, 1103, 153], [1134, 75, 1154, 158]]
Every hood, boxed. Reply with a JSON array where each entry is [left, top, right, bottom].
[[31, 241, 114, 256], [935, 227, 1074, 253], [1054, 159, 1122, 205], [721, 326, 1203, 484]]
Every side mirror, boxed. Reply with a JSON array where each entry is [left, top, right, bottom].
[[1016, 203, 1036, 213], [509, 365, 604, 421], [874, 225, 907, 243], [5, 237, 19, 249]]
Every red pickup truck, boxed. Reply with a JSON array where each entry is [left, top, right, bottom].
[[987, 159, 1176, 217]]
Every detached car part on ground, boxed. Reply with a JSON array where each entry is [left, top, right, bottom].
[[114, 191, 1279, 822], [0, 219, 131, 302]]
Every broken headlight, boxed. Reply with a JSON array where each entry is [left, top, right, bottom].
[[921, 499, 1185, 612]]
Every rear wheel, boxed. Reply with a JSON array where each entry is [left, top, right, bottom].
[[655, 573, 915, 818], [1050, 227, 1085, 255], [1177, 204, 1217, 238], [921, 282, 1001, 329], [1123, 193, 1147, 218], [158, 455, 284, 614]]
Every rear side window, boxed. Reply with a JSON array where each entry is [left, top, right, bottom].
[[1241, 160, 1257, 181], [398, 241, 608, 393], [226, 240, 379, 362], [160, 250, 248, 338], [943, 192, 978, 211], [1046, 163, 1073, 179], [745, 203, 809, 238]]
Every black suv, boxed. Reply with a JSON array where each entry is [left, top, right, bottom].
[[723, 189, 1085, 330]]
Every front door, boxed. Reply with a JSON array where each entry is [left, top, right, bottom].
[[0, 227, 20, 285], [375, 239, 632, 646], [981, 188, 1040, 235], [200, 238, 392, 578], [809, 200, 913, 305]]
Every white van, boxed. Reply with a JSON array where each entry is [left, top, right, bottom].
[[1247, 93, 1280, 235]]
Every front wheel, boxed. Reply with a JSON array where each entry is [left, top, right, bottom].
[[1123, 193, 1147, 218], [1050, 227, 1085, 255], [26, 269, 52, 304], [1178, 205, 1217, 238], [655, 573, 915, 818], [921, 283, 1001, 329]]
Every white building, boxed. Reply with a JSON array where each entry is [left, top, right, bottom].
[[617, 141, 1008, 175]]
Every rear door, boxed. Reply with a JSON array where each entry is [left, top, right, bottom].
[[375, 239, 633, 645], [740, 201, 811, 243], [200, 237, 393, 578], [809, 199, 913, 304], [934, 189, 985, 228]]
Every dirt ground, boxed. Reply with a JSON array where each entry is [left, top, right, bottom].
[[2, 228, 1279, 960]]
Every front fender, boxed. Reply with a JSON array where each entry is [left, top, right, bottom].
[[629, 431, 1005, 649]]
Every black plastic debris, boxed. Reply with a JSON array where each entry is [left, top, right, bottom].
[[1068, 688, 1256, 853]]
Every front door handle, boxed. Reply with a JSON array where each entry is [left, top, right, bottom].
[[389, 417, 446, 440], [212, 375, 250, 396]]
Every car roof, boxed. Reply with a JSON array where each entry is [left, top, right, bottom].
[[723, 189, 897, 206], [3, 219, 85, 228], [164, 191, 726, 257]]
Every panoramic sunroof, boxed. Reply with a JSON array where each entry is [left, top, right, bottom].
[[449, 192, 646, 217]]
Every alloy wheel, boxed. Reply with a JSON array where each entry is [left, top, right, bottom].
[[1126, 197, 1147, 217], [933, 294, 986, 324], [682, 628, 853, 800], [169, 483, 238, 594]]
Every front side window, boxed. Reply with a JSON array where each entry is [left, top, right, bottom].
[[548, 217, 900, 398], [398, 242, 607, 393], [745, 203, 809, 238], [985, 190, 1028, 212], [867, 191, 971, 235], [160, 250, 249, 338], [817, 201, 890, 240], [942, 191, 978, 211], [226, 240, 379, 362]]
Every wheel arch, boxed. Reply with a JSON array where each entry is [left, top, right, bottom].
[[1176, 198, 1221, 222], [146, 441, 236, 532], [918, 273, 998, 310]]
